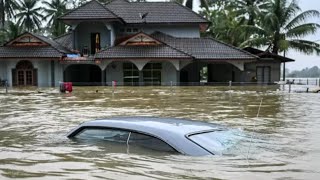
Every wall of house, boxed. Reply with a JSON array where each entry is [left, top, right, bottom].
[[0, 60, 55, 87], [106, 61, 124, 85], [208, 63, 243, 82], [161, 62, 179, 85], [114, 24, 200, 39], [244, 62, 281, 83], [75, 22, 111, 53], [105, 61, 180, 86]]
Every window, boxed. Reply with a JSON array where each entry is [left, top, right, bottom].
[[143, 63, 162, 86], [188, 130, 240, 155], [75, 128, 130, 143], [73, 128, 176, 153], [129, 132, 176, 152], [123, 63, 139, 86]]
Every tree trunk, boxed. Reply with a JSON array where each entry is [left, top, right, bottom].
[[0, 0, 4, 29]]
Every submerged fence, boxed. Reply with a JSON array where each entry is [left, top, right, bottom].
[[285, 78, 320, 86]]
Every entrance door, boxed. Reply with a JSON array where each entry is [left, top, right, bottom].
[[14, 61, 36, 86], [17, 70, 33, 86]]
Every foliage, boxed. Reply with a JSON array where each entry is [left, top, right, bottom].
[[287, 66, 320, 77], [0, 21, 23, 45], [203, 9, 247, 46], [42, 0, 67, 37], [0, 0, 19, 29], [16, 0, 43, 32], [242, 0, 320, 55], [202, 0, 320, 56]]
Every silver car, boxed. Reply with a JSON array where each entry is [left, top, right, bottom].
[[67, 117, 241, 156]]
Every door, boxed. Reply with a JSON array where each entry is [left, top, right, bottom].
[[17, 70, 33, 86], [91, 33, 100, 55], [256, 66, 271, 83]]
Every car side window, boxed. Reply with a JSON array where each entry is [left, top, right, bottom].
[[75, 128, 130, 143], [129, 132, 176, 152]]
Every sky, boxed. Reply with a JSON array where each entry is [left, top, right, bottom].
[[191, 0, 320, 71]]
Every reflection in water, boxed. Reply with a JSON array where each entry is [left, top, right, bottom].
[[0, 86, 320, 179]]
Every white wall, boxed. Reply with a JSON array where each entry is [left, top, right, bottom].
[[106, 61, 124, 85], [161, 61, 178, 85]]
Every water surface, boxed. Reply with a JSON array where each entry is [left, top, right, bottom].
[[0, 86, 319, 179]]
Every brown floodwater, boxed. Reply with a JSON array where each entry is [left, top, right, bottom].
[[0, 86, 319, 179]]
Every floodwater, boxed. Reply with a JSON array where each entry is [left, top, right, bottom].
[[0, 85, 319, 179]]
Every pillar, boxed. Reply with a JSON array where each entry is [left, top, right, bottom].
[[101, 69, 106, 86]]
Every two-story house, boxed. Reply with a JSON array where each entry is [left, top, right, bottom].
[[0, 0, 294, 87]]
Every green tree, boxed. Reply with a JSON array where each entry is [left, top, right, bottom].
[[42, 0, 67, 37], [242, 0, 320, 55], [229, 0, 269, 25], [0, 21, 23, 44], [16, 0, 43, 32], [204, 8, 247, 46], [0, 0, 19, 29]]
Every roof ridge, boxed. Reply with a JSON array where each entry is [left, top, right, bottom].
[[150, 32, 194, 58], [30, 33, 71, 54], [58, 0, 120, 20], [53, 32, 72, 40]]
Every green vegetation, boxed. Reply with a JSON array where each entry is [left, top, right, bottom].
[[202, 0, 320, 55], [287, 66, 320, 77]]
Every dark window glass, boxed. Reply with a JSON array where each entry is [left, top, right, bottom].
[[75, 128, 130, 143], [129, 132, 176, 152]]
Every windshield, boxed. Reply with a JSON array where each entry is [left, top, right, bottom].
[[188, 129, 243, 155]]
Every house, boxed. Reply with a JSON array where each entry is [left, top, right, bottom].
[[0, 0, 293, 87]]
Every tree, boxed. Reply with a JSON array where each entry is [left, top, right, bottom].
[[242, 0, 320, 55], [0, 21, 23, 45], [0, 0, 19, 29], [204, 9, 247, 46], [229, 0, 269, 25], [42, 0, 67, 37], [16, 0, 43, 32]]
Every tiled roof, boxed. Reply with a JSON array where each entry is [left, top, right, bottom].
[[95, 45, 191, 59], [59, 0, 120, 20], [0, 32, 71, 58], [151, 32, 257, 60], [106, 0, 208, 24], [0, 46, 64, 58], [243, 47, 295, 62], [59, 0, 208, 24], [54, 33, 73, 50], [31, 33, 71, 54]]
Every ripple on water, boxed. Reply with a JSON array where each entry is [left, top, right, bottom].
[[0, 86, 320, 179]]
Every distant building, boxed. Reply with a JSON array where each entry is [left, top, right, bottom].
[[0, 0, 294, 87]]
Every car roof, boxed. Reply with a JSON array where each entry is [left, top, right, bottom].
[[68, 117, 226, 155], [78, 117, 223, 136]]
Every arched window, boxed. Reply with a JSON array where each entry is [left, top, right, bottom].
[[12, 61, 37, 86]]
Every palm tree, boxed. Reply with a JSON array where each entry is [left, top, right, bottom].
[[229, 0, 269, 25], [0, 21, 23, 44], [16, 0, 43, 32], [0, 0, 19, 29], [204, 8, 247, 46], [42, 0, 67, 37], [243, 0, 320, 55]]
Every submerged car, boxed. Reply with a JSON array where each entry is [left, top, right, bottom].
[[67, 117, 241, 156]]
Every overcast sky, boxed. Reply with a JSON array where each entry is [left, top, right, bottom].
[[191, 0, 320, 71]]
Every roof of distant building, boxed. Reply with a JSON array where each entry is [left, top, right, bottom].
[[243, 47, 295, 62]]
